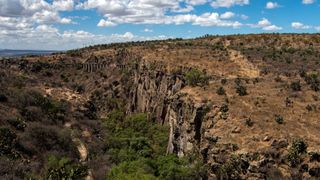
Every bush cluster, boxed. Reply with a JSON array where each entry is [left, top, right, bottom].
[[103, 111, 205, 179], [288, 138, 308, 167], [184, 69, 209, 87]]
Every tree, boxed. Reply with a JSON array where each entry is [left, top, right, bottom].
[[185, 69, 209, 87]]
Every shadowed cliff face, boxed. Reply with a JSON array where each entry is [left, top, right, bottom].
[[124, 59, 210, 158]]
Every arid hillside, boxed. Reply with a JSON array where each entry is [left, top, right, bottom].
[[1, 34, 320, 179]]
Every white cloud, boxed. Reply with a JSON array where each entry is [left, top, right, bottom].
[[97, 19, 117, 27], [143, 28, 153, 32], [302, 0, 315, 4], [220, 12, 235, 19], [185, 0, 208, 5], [0, 26, 168, 50], [266, 2, 280, 9], [250, 18, 282, 31], [77, 0, 242, 27], [291, 22, 311, 29], [262, 25, 282, 31], [0, 0, 74, 24], [52, 0, 74, 11], [211, 0, 249, 8], [258, 18, 271, 26]]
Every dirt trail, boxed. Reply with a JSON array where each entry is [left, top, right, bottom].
[[225, 41, 260, 78], [64, 122, 93, 180]]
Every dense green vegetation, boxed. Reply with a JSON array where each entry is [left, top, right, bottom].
[[184, 69, 209, 87], [103, 110, 206, 179]]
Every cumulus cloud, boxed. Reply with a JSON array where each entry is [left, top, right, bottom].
[[211, 0, 249, 8], [0, 25, 168, 50], [291, 22, 311, 29], [302, 0, 315, 4], [220, 12, 235, 19], [0, 0, 74, 24], [291, 22, 320, 31], [266, 2, 280, 9], [250, 18, 282, 31], [97, 19, 117, 27], [52, 0, 74, 11]]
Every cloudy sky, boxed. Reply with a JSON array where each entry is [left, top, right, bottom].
[[0, 0, 319, 50]]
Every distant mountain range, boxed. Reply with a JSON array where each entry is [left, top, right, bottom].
[[0, 49, 58, 57]]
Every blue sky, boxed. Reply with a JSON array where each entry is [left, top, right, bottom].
[[0, 0, 319, 50]]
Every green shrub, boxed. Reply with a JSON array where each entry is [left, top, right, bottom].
[[274, 114, 284, 124], [216, 87, 226, 95], [220, 104, 229, 113], [106, 158, 157, 180], [304, 73, 320, 91], [71, 84, 85, 93], [107, 155, 205, 180], [291, 138, 308, 154], [288, 149, 301, 167], [290, 81, 302, 91], [103, 112, 205, 179], [215, 155, 248, 179], [184, 69, 209, 87], [288, 138, 308, 167], [84, 100, 97, 120], [236, 85, 248, 96], [221, 78, 227, 85], [45, 156, 88, 179]]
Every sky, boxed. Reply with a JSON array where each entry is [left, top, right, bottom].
[[0, 0, 319, 50]]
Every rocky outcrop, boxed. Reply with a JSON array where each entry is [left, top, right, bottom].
[[165, 95, 210, 157], [126, 59, 211, 157]]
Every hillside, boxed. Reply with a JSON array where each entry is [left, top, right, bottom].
[[0, 34, 320, 179]]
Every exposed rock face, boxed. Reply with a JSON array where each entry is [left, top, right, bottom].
[[126, 59, 209, 157], [165, 95, 209, 157]]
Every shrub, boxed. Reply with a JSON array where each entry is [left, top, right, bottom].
[[184, 69, 209, 87], [221, 78, 227, 85], [288, 149, 301, 167], [291, 138, 308, 154], [7, 118, 26, 131], [216, 87, 226, 95], [274, 114, 284, 124], [245, 118, 254, 127], [106, 158, 156, 180], [304, 73, 320, 91], [19, 123, 77, 157], [288, 138, 308, 167], [306, 104, 314, 112], [71, 84, 85, 94], [0, 94, 8, 102], [84, 100, 97, 120], [0, 128, 17, 157], [215, 155, 248, 179], [290, 81, 302, 91], [220, 104, 229, 113], [45, 156, 88, 179], [234, 78, 241, 86], [236, 85, 248, 96], [309, 152, 320, 162]]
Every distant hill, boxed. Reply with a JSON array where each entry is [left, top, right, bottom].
[[0, 49, 58, 57]]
